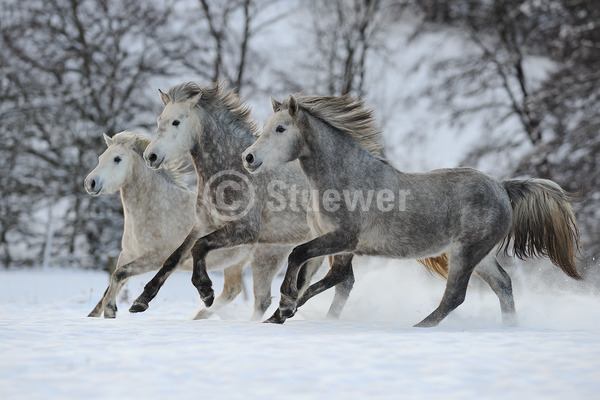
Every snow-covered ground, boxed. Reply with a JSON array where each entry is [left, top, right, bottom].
[[1, 260, 599, 400], [2, 8, 599, 400]]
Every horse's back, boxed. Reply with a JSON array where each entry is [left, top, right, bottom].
[[356, 166, 513, 258]]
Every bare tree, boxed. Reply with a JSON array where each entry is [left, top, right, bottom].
[[0, 0, 186, 268], [182, 0, 288, 94], [0, 0, 293, 269], [302, 0, 388, 97], [408, 0, 600, 272]]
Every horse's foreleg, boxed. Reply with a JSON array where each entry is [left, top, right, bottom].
[[295, 254, 354, 318], [266, 231, 356, 324], [97, 255, 163, 317], [326, 254, 355, 319], [129, 228, 199, 313], [249, 246, 289, 321], [192, 261, 246, 320], [190, 223, 259, 308]]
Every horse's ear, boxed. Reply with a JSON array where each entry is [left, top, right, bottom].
[[159, 89, 170, 105], [271, 96, 283, 112], [288, 95, 299, 118], [189, 90, 203, 105], [103, 133, 113, 147]]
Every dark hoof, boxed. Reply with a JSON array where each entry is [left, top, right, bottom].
[[263, 309, 286, 324], [280, 306, 296, 319], [129, 300, 149, 313], [201, 292, 214, 307]]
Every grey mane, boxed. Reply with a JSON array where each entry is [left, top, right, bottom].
[[166, 81, 259, 137], [112, 130, 190, 188], [283, 94, 383, 157]]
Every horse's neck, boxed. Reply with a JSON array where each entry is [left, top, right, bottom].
[[192, 123, 256, 182], [120, 159, 179, 223], [299, 117, 368, 189]]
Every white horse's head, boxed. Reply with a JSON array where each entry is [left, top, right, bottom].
[[242, 95, 305, 174], [144, 87, 201, 169], [84, 132, 136, 196]]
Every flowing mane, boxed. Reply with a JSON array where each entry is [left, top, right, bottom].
[[165, 81, 259, 137], [284, 94, 383, 157], [111, 130, 190, 188]]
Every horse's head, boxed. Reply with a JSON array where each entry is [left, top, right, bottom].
[[84, 132, 136, 196], [243, 95, 306, 174], [145, 86, 201, 169]]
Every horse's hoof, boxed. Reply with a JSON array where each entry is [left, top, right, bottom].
[[280, 306, 296, 319], [413, 319, 438, 328], [103, 304, 117, 318], [263, 309, 286, 324], [201, 292, 214, 308], [129, 301, 149, 313]]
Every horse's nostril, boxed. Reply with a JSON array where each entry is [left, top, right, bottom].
[[148, 153, 157, 163], [245, 153, 254, 164], [90, 179, 96, 190]]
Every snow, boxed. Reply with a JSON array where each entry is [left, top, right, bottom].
[[1, 261, 599, 400], [3, 5, 599, 400]]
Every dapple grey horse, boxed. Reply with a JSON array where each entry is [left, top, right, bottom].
[[128, 82, 357, 319], [242, 94, 581, 327]]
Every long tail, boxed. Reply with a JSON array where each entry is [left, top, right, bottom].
[[502, 179, 581, 279]]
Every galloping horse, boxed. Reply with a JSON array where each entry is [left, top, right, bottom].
[[85, 130, 288, 320], [128, 82, 360, 319], [242, 94, 581, 326]]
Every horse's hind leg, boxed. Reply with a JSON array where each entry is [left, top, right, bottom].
[[474, 252, 516, 326], [193, 261, 246, 320], [415, 242, 494, 328]]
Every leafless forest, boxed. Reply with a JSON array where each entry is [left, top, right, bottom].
[[0, 0, 598, 280]]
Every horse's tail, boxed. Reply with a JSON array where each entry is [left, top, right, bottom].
[[417, 253, 449, 279], [501, 179, 582, 280]]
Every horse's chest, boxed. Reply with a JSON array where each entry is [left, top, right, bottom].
[[307, 210, 338, 236]]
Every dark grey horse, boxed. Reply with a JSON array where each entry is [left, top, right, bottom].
[[128, 82, 355, 319], [242, 94, 581, 327]]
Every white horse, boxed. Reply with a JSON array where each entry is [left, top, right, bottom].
[[84, 130, 288, 319]]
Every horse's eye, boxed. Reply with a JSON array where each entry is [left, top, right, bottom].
[[172, 120, 180, 126], [276, 125, 285, 133], [114, 156, 121, 163]]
